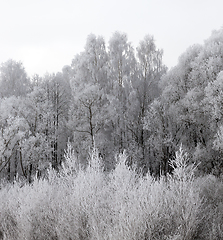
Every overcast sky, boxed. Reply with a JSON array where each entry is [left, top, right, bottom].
[[0, 0, 223, 77]]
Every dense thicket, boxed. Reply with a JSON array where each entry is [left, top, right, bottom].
[[1, 147, 223, 240], [1, 28, 223, 181]]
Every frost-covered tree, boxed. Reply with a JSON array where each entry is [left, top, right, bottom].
[[106, 32, 137, 153], [69, 83, 106, 147], [0, 96, 27, 180], [67, 32, 167, 170], [0, 87, 54, 181], [70, 34, 108, 88], [68, 35, 110, 165], [146, 28, 223, 174], [108, 32, 136, 87], [45, 73, 72, 168], [131, 35, 166, 160], [0, 59, 30, 98], [0, 70, 73, 181]]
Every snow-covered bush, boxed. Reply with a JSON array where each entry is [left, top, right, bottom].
[[0, 145, 222, 239]]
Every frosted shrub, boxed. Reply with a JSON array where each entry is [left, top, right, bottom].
[[78, 148, 110, 239], [60, 146, 109, 239], [62, 141, 81, 177], [88, 147, 104, 172], [0, 145, 221, 239], [0, 184, 20, 240], [166, 146, 203, 240], [169, 145, 198, 183], [194, 175, 223, 240], [106, 152, 143, 239]]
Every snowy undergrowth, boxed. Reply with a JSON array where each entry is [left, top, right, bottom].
[[0, 146, 222, 240]]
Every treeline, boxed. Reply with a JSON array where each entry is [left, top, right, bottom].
[[1, 28, 223, 181]]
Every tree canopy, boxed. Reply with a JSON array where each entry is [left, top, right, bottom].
[[1, 28, 223, 181]]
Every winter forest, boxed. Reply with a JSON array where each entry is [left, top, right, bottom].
[[1, 29, 223, 239]]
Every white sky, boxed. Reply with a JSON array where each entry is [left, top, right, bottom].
[[0, 0, 223, 77]]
